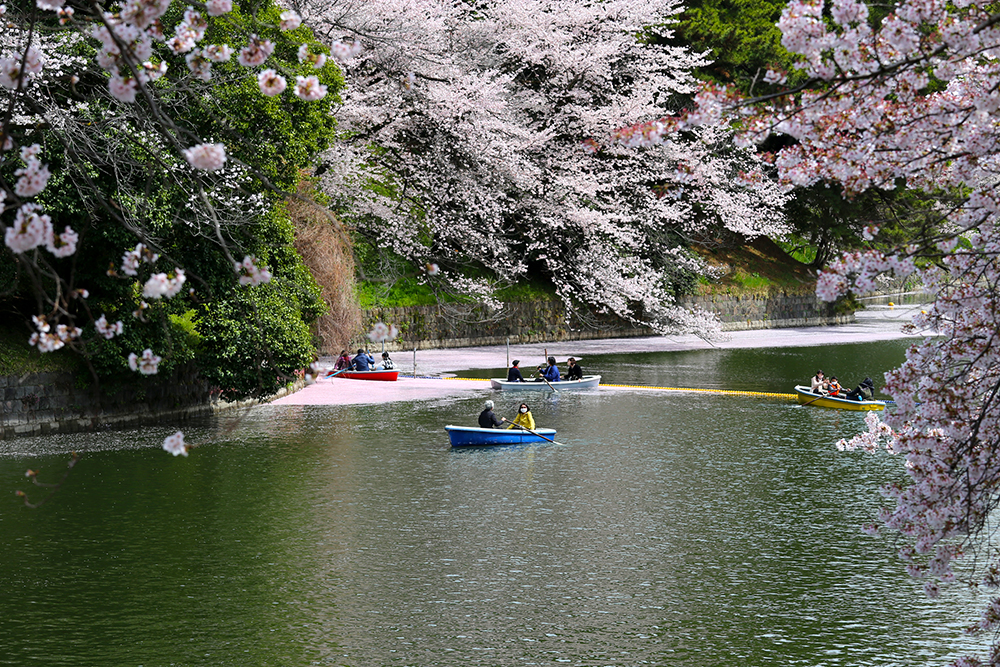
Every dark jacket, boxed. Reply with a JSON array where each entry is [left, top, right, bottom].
[[478, 408, 503, 429], [566, 363, 583, 381], [507, 366, 524, 382], [352, 352, 374, 371]]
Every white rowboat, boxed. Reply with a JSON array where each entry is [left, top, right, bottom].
[[490, 375, 601, 390]]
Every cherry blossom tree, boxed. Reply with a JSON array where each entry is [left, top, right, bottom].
[[296, 0, 790, 336], [650, 0, 1000, 661], [1, 0, 350, 404], [0, 0, 358, 467]]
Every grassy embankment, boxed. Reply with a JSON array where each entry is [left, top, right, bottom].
[[0, 323, 80, 377]]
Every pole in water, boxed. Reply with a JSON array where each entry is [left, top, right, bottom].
[[413, 346, 417, 378], [506, 337, 510, 369]]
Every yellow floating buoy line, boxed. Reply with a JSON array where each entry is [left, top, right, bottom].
[[599, 383, 797, 400], [434, 376, 797, 400]]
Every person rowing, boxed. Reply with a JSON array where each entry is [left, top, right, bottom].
[[535, 356, 560, 383], [505, 403, 535, 431]]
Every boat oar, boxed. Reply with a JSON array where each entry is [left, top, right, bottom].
[[503, 419, 563, 446], [324, 367, 349, 379], [799, 392, 827, 407]]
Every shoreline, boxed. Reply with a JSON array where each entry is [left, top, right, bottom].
[[272, 305, 926, 407]]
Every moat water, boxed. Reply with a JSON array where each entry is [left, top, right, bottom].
[[0, 339, 987, 666]]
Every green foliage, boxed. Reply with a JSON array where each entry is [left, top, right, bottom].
[[195, 278, 319, 399], [356, 278, 438, 308], [168, 6, 344, 192], [669, 0, 795, 91], [0, 0, 340, 400], [495, 279, 558, 303]]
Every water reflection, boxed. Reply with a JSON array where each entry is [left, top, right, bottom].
[[0, 340, 987, 666]]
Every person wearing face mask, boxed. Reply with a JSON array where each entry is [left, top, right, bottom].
[[505, 403, 535, 431]]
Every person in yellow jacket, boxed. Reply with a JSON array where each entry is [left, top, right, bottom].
[[505, 403, 535, 431]]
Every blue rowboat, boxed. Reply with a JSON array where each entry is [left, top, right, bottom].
[[445, 425, 557, 447]]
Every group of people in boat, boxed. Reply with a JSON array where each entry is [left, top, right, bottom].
[[476, 355, 585, 432], [334, 348, 395, 372], [506, 356, 583, 383], [810, 369, 875, 401], [478, 399, 536, 431]]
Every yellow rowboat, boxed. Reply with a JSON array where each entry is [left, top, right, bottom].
[[794, 385, 885, 411]]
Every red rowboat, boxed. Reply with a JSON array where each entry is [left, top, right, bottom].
[[333, 369, 400, 382]]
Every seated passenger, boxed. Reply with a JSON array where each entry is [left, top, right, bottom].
[[845, 377, 875, 401], [334, 349, 351, 370], [506, 403, 535, 431], [507, 360, 524, 382], [827, 376, 842, 397], [565, 357, 583, 381], [380, 351, 395, 370], [810, 370, 828, 394]]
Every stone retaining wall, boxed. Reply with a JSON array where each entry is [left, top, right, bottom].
[[361, 293, 852, 351], [0, 365, 301, 439]]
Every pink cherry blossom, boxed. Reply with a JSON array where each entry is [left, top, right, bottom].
[[162, 431, 188, 456], [46, 225, 78, 257], [183, 142, 226, 171], [5, 204, 52, 253], [235, 256, 272, 285], [257, 69, 286, 96], [203, 44, 233, 62], [108, 74, 138, 102], [94, 315, 124, 339], [142, 268, 186, 299], [238, 35, 274, 67], [128, 348, 161, 374], [293, 75, 326, 101], [279, 10, 301, 30], [367, 322, 399, 343], [204, 0, 231, 16], [297, 44, 327, 69]]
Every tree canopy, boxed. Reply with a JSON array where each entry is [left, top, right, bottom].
[[303, 0, 790, 335], [1, 0, 343, 399]]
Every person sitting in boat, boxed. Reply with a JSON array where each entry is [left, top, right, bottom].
[[535, 357, 560, 382], [827, 376, 842, 397], [507, 360, 525, 382], [565, 357, 583, 381], [810, 370, 828, 394], [380, 351, 395, 370], [334, 349, 352, 370], [352, 348, 375, 371], [845, 377, 875, 401], [478, 400, 503, 429], [506, 403, 535, 431]]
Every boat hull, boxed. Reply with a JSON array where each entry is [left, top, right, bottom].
[[490, 375, 601, 390], [794, 385, 885, 411], [334, 370, 400, 381], [445, 425, 557, 447]]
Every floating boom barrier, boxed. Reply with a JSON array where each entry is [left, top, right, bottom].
[[597, 383, 797, 400], [435, 376, 797, 400]]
